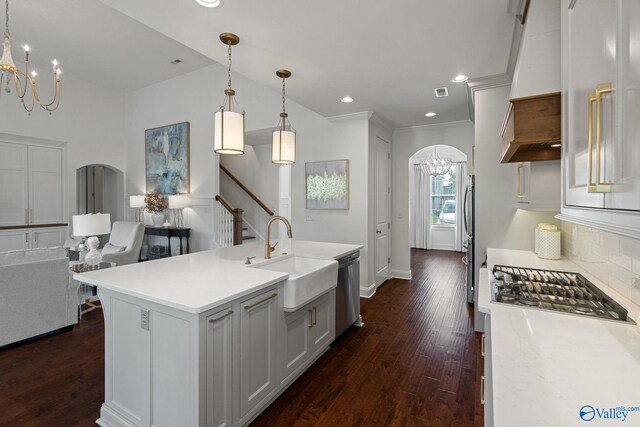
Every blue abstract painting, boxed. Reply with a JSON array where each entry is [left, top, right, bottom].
[[145, 122, 190, 194]]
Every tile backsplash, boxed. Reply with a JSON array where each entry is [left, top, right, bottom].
[[563, 222, 640, 307]]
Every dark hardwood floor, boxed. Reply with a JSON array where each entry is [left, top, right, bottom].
[[0, 249, 481, 426], [251, 249, 482, 426]]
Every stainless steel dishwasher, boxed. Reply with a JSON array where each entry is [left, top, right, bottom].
[[335, 250, 363, 337]]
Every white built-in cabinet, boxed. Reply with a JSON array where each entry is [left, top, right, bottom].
[[206, 305, 235, 427], [0, 226, 67, 252], [239, 289, 279, 423], [98, 283, 336, 427], [282, 291, 334, 386], [561, 0, 640, 235], [514, 161, 561, 211], [0, 139, 65, 251], [0, 141, 63, 226]]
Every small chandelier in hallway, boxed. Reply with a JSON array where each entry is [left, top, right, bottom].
[[214, 32, 245, 155], [420, 149, 451, 176], [0, 0, 61, 113], [272, 69, 296, 164]]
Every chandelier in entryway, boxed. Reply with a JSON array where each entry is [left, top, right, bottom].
[[420, 149, 452, 176], [0, 0, 62, 113]]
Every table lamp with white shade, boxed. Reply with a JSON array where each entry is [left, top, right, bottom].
[[129, 195, 145, 222], [73, 213, 111, 267], [168, 195, 190, 228]]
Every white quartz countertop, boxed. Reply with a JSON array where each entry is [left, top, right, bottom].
[[74, 239, 362, 314], [480, 249, 640, 426]]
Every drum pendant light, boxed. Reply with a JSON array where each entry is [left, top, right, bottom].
[[214, 33, 245, 155], [272, 69, 296, 164]]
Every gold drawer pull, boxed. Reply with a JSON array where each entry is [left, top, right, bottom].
[[209, 309, 233, 322], [480, 375, 486, 405], [516, 164, 525, 197], [587, 91, 597, 193], [481, 334, 486, 357], [308, 309, 313, 328], [595, 82, 613, 192], [244, 293, 277, 310]]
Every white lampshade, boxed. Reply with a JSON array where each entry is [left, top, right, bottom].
[[168, 194, 190, 209], [272, 129, 296, 164], [130, 195, 145, 208], [72, 213, 111, 237], [214, 110, 245, 154]]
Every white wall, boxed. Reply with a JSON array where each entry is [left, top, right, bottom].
[[0, 74, 127, 231], [474, 85, 559, 281], [390, 121, 474, 277]]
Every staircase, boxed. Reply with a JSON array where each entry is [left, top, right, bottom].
[[215, 164, 275, 247]]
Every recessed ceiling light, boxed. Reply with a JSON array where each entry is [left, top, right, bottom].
[[425, 112, 436, 117], [550, 143, 561, 148], [341, 96, 354, 103], [195, 0, 222, 7], [451, 74, 468, 83]]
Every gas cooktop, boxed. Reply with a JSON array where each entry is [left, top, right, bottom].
[[490, 265, 632, 323]]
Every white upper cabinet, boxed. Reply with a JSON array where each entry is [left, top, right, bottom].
[[563, 0, 616, 209], [561, 0, 640, 236], [0, 143, 29, 227], [0, 141, 63, 227]]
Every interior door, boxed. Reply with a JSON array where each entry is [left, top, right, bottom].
[[375, 137, 391, 287]]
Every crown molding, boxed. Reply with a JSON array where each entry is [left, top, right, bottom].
[[465, 73, 512, 122], [326, 111, 373, 123], [369, 112, 393, 134], [392, 120, 473, 136]]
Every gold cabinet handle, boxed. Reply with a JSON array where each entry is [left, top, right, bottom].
[[312, 306, 317, 326], [481, 334, 486, 357], [244, 293, 277, 310], [209, 309, 233, 323], [480, 376, 486, 405], [516, 164, 525, 198], [308, 309, 313, 328], [587, 91, 598, 193], [595, 82, 613, 192]]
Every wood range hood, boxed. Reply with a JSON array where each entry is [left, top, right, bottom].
[[499, 92, 561, 163]]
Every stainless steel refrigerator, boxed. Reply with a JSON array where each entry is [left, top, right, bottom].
[[464, 174, 475, 304]]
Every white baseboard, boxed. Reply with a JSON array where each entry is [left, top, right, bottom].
[[390, 269, 412, 280], [360, 282, 377, 298]]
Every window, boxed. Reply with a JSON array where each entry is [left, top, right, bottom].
[[430, 167, 456, 225]]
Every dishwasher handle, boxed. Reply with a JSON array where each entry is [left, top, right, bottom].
[[337, 251, 360, 267]]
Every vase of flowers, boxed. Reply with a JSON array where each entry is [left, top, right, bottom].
[[145, 191, 168, 226]]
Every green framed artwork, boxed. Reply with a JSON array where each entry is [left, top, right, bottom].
[[305, 159, 349, 209]]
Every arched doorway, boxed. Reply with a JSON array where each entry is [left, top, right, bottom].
[[76, 164, 125, 222], [409, 145, 467, 251]]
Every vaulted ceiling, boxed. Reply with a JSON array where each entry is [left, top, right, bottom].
[[8, 0, 517, 128]]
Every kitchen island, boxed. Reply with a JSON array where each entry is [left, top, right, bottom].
[[75, 239, 362, 427], [478, 249, 640, 427]]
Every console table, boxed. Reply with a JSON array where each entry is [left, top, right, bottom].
[[144, 226, 191, 256]]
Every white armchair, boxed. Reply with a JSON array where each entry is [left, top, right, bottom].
[[101, 221, 145, 266]]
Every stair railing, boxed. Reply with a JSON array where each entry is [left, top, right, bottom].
[[220, 164, 274, 216], [215, 195, 243, 247]]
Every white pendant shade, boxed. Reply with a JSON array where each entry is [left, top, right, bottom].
[[72, 213, 111, 237], [214, 110, 245, 154], [272, 129, 296, 164]]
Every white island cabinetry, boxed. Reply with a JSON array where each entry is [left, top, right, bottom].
[[79, 240, 362, 427]]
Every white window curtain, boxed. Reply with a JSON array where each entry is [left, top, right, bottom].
[[410, 164, 431, 249], [454, 162, 468, 252]]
